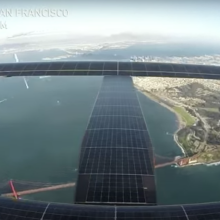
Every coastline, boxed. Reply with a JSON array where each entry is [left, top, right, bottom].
[[136, 88, 186, 156]]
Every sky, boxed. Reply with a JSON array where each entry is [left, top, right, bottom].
[[0, 0, 220, 42]]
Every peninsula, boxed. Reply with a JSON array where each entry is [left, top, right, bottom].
[[133, 77, 220, 167]]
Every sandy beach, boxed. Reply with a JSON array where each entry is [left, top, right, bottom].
[[137, 88, 187, 156]]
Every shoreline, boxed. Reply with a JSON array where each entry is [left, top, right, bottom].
[[137, 88, 187, 156], [136, 86, 220, 167]]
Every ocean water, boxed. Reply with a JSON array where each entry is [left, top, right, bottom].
[[0, 76, 102, 203]]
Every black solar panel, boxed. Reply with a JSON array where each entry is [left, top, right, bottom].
[[84, 174, 155, 204], [1, 191, 220, 219], [117, 206, 188, 220], [1, 64, 14, 71], [75, 75, 156, 205], [62, 62, 77, 70], [49, 62, 64, 70], [96, 98, 139, 106], [88, 115, 146, 130], [75, 62, 91, 70], [132, 62, 147, 71], [119, 62, 132, 70], [159, 64, 174, 72], [184, 64, 200, 73], [90, 62, 104, 70], [1, 61, 220, 79], [0, 197, 48, 220], [172, 64, 187, 73], [43, 203, 115, 220], [36, 62, 51, 70], [79, 148, 153, 174], [81, 129, 151, 149], [92, 106, 143, 117], [184, 203, 220, 220], [145, 63, 160, 72], [103, 62, 117, 71]]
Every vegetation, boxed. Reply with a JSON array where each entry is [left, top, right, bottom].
[[173, 106, 196, 126], [207, 132, 220, 145], [177, 129, 194, 156], [200, 108, 219, 113], [199, 151, 220, 163]]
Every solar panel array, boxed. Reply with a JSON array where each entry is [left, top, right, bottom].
[[75, 76, 157, 205], [0, 61, 220, 79], [1, 197, 220, 219]]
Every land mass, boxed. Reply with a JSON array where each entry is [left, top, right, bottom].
[[133, 77, 220, 167]]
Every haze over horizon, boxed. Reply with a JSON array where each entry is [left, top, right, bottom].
[[0, 0, 220, 43]]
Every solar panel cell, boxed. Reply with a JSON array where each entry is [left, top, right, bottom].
[[75, 62, 91, 70], [1, 64, 14, 71], [205, 74, 220, 79], [96, 98, 139, 106], [132, 62, 147, 71], [119, 62, 132, 70], [184, 64, 200, 73], [103, 62, 117, 71], [172, 64, 187, 73], [0, 198, 48, 220], [61, 62, 77, 70], [44, 203, 115, 220], [82, 129, 151, 149], [98, 92, 137, 100], [24, 63, 38, 70], [117, 206, 187, 220], [145, 64, 160, 71], [197, 65, 213, 74], [89, 62, 104, 70], [88, 115, 146, 130], [92, 105, 140, 116], [184, 203, 220, 220], [79, 148, 153, 174], [159, 64, 174, 72], [210, 66, 220, 74], [37, 63, 51, 70], [85, 174, 152, 204], [48, 62, 64, 70]]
